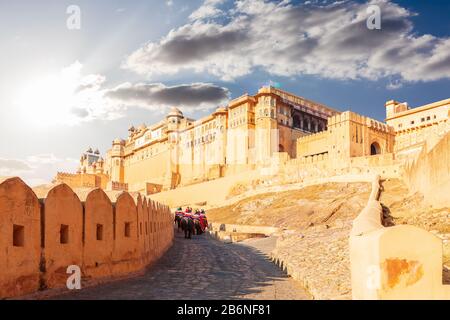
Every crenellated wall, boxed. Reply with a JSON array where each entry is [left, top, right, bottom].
[[0, 177, 174, 299]]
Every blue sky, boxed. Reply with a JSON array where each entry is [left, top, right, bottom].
[[0, 0, 449, 185]]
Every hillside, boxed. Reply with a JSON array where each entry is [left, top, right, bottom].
[[208, 182, 372, 230], [207, 179, 449, 299]]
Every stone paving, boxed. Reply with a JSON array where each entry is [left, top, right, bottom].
[[51, 229, 311, 300]]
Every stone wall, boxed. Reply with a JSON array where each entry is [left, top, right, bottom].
[[0, 177, 174, 299], [151, 150, 402, 209], [402, 132, 450, 208]]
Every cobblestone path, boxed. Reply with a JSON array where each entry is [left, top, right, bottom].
[[54, 230, 311, 300]]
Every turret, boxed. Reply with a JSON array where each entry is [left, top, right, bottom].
[[386, 100, 408, 119], [255, 91, 278, 163], [110, 139, 125, 183], [166, 107, 183, 132]]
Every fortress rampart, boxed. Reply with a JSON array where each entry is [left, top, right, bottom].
[[0, 177, 174, 299], [402, 131, 450, 208]]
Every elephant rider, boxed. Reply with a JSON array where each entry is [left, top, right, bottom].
[[199, 211, 208, 231], [184, 208, 193, 218], [192, 210, 200, 220]]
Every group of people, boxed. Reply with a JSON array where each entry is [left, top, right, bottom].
[[174, 207, 208, 239]]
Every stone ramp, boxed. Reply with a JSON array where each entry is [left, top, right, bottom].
[[51, 231, 311, 300]]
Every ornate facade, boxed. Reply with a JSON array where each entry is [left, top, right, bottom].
[[56, 87, 449, 194]]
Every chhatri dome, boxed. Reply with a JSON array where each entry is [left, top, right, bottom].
[[167, 107, 183, 117], [215, 107, 227, 113]]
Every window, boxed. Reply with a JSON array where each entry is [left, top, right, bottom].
[[427, 116, 431, 121], [60, 224, 69, 244], [96, 224, 103, 241], [124, 222, 131, 238], [13, 225, 25, 247], [370, 142, 381, 155], [410, 120, 415, 125]]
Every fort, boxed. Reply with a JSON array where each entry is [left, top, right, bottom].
[[2, 86, 449, 300], [55, 86, 449, 198]]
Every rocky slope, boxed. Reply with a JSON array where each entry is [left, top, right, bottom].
[[208, 179, 449, 299]]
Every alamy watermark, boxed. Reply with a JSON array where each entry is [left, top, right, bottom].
[[366, 5, 381, 30], [66, 265, 82, 290], [67, 5, 81, 30]]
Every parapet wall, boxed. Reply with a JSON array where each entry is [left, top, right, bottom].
[[0, 177, 174, 299], [350, 176, 450, 299]]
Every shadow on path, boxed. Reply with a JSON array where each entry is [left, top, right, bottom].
[[53, 229, 310, 300]]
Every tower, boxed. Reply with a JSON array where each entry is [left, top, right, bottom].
[[110, 138, 125, 183], [386, 100, 408, 119], [255, 90, 278, 163], [166, 107, 184, 189]]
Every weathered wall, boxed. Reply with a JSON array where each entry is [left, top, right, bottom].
[[0, 178, 41, 298], [0, 178, 174, 299], [402, 132, 450, 208], [83, 189, 114, 279], [41, 184, 84, 289]]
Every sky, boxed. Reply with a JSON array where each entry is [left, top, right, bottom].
[[0, 0, 449, 186]]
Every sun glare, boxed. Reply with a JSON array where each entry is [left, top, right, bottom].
[[14, 62, 102, 127]]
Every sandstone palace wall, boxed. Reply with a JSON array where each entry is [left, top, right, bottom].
[[0, 177, 174, 299]]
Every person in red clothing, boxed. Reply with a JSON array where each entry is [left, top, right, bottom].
[[198, 209, 208, 232]]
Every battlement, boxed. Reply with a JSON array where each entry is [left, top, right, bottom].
[[0, 177, 173, 299], [328, 111, 394, 133]]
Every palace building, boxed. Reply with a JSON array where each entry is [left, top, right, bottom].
[[55, 86, 449, 195]]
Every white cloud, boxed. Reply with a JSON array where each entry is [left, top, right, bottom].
[[0, 158, 32, 176], [124, 0, 450, 83], [14, 61, 230, 126], [189, 0, 226, 21], [0, 154, 78, 187], [14, 61, 121, 126]]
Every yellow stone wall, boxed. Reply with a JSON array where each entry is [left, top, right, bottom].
[[386, 98, 450, 154], [297, 111, 395, 162]]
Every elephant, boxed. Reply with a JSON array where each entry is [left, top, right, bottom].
[[180, 217, 195, 239], [193, 218, 203, 235], [174, 214, 183, 232]]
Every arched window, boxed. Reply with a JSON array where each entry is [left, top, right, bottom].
[[370, 142, 381, 155]]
